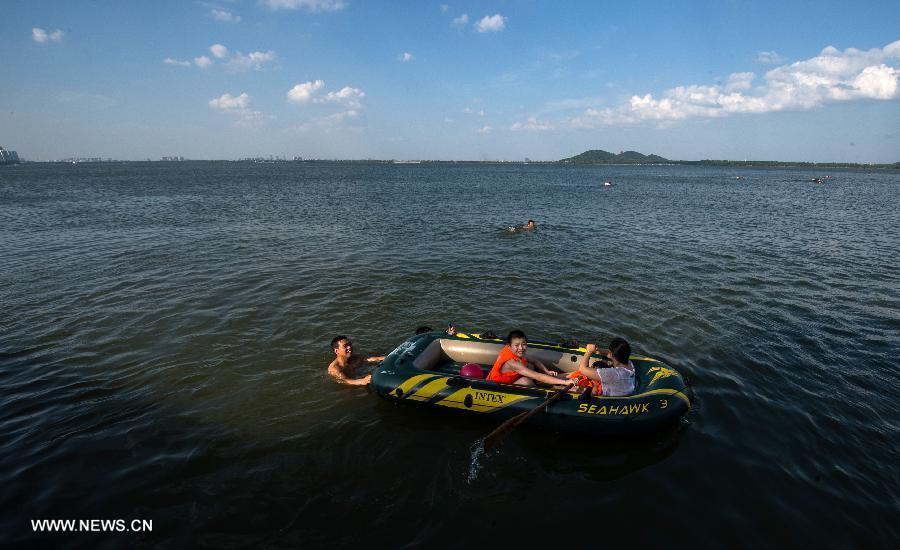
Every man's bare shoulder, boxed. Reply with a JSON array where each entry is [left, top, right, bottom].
[[328, 356, 363, 376]]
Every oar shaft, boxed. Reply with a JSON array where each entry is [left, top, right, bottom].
[[514, 387, 569, 424], [483, 384, 574, 450]]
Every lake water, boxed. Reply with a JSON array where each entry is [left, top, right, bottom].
[[1, 161, 898, 547]]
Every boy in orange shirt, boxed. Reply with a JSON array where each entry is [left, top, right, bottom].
[[487, 330, 570, 387]]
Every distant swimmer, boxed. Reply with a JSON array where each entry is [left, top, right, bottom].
[[327, 335, 385, 386], [506, 220, 536, 233]]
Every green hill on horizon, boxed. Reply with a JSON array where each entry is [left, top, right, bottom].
[[560, 149, 899, 168], [561, 149, 670, 164]]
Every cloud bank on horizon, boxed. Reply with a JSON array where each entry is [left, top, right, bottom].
[[514, 40, 900, 131]]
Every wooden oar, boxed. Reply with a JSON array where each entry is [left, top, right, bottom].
[[483, 383, 575, 451]]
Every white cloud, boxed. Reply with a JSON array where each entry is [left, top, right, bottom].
[[208, 92, 270, 127], [287, 80, 325, 103], [475, 14, 506, 33], [569, 40, 900, 128], [32, 27, 64, 43], [227, 50, 277, 71], [452, 13, 469, 28], [210, 44, 229, 59], [317, 86, 365, 108], [211, 9, 241, 22], [511, 117, 553, 132], [173, 44, 276, 71], [163, 57, 192, 67], [852, 64, 899, 99], [400, 52, 414, 62], [287, 81, 366, 114], [194, 56, 213, 68], [757, 51, 785, 64], [476, 125, 493, 134], [538, 96, 606, 113], [263, 0, 346, 12], [291, 109, 363, 132], [725, 72, 755, 92], [325, 109, 360, 122], [209, 92, 250, 111]]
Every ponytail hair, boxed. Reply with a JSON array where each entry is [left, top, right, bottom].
[[608, 337, 631, 364]]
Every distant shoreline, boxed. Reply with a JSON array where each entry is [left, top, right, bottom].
[[14, 159, 900, 169]]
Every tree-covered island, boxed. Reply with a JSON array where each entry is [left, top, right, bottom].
[[560, 149, 899, 169]]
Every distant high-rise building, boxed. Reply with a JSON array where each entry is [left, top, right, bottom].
[[0, 146, 20, 164]]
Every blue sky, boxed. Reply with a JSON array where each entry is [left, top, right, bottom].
[[2, 0, 898, 161]]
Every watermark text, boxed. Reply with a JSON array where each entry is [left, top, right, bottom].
[[31, 519, 152, 533]]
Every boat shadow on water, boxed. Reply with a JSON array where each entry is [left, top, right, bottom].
[[505, 419, 687, 481], [371, 396, 687, 482]]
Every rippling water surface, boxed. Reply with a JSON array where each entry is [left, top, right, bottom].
[[1, 162, 898, 547]]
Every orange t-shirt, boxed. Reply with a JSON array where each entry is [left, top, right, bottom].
[[487, 345, 526, 384]]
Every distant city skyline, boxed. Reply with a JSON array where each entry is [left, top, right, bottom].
[[1, 1, 898, 162]]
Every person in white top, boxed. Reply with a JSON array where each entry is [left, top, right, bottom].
[[570, 337, 636, 396]]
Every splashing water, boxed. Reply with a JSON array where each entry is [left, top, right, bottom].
[[467, 439, 486, 483]]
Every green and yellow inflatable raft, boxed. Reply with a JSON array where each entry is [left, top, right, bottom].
[[372, 332, 692, 435]]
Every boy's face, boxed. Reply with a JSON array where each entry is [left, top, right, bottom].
[[334, 339, 353, 357], [509, 337, 527, 357]]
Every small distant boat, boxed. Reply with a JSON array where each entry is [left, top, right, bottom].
[[734, 176, 744, 180], [812, 178, 824, 184], [603, 181, 614, 187]]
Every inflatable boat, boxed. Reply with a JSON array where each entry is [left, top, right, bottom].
[[372, 331, 692, 435]]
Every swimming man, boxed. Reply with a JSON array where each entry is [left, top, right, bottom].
[[327, 335, 385, 386]]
